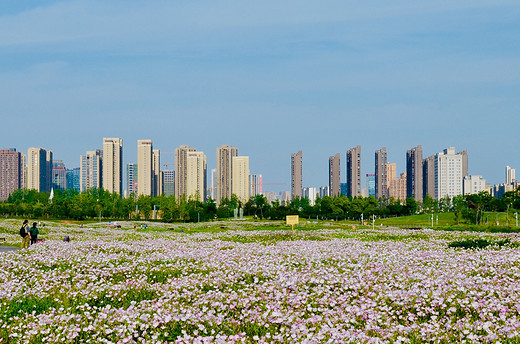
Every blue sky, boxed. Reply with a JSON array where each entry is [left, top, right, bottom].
[[1, 0, 519, 192]]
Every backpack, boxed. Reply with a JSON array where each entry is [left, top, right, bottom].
[[20, 225, 27, 238]]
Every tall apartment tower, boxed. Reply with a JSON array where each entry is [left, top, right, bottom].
[[375, 147, 388, 199], [46, 151, 53, 192], [52, 160, 67, 191], [506, 166, 516, 184], [163, 170, 175, 197], [346, 145, 361, 198], [329, 153, 341, 197], [27, 147, 52, 192], [0, 149, 22, 201], [249, 174, 262, 197], [389, 172, 408, 201], [66, 168, 80, 192], [406, 145, 423, 202], [318, 186, 328, 198], [232, 156, 250, 204], [175, 145, 196, 199], [209, 168, 216, 200], [153, 149, 162, 197], [216, 145, 238, 205], [102, 138, 123, 195], [460, 150, 468, 178], [386, 162, 396, 187], [186, 151, 207, 202], [434, 147, 464, 200], [19, 152, 26, 190], [422, 155, 436, 199], [126, 163, 138, 196], [291, 150, 303, 200], [80, 150, 102, 192], [137, 140, 153, 196]]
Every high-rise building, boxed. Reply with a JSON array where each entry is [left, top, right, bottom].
[[422, 155, 436, 199], [386, 163, 396, 191], [80, 150, 102, 192], [0, 149, 22, 201], [52, 160, 67, 190], [153, 149, 162, 197], [389, 172, 407, 201], [340, 182, 348, 196], [506, 166, 516, 185], [375, 147, 388, 199], [66, 168, 80, 192], [137, 140, 153, 196], [163, 170, 175, 197], [493, 181, 519, 199], [45, 151, 53, 192], [126, 163, 138, 197], [232, 156, 250, 204], [319, 186, 329, 198], [435, 147, 465, 200], [303, 187, 318, 205], [216, 145, 238, 205], [346, 145, 361, 198], [102, 138, 123, 195], [186, 151, 207, 202], [463, 175, 487, 195], [329, 153, 341, 197], [249, 174, 262, 197], [19, 152, 26, 190], [209, 168, 217, 200], [175, 145, 196, 199], [406, 145, 423, 202], [366, 174, 376, 197], [27, 147, 52, 192], [291, 150, 302, 200], [460, 150, 468, 178], [280, 191, 291, 204]]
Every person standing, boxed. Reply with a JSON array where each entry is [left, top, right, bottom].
[[29, 222, 39, 245], [20, 220, 30, 249]]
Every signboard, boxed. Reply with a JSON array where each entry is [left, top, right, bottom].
[[286, 215, 299, 233], [286, 215, 299, 225]]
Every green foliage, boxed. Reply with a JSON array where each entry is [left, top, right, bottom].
[[2, 186, 519, 226], [448, 238, 518, 249]]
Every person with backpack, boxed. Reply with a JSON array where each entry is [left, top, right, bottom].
[[29, 222, 39, 245], [20, 220, 30, 249]]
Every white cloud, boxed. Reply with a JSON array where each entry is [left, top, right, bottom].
[[0, 0, 518, 47]]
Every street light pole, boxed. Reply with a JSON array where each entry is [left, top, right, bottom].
[[516, 212, 518, 227]]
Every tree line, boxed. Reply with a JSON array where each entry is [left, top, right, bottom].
[[1, 187, 519, 224]]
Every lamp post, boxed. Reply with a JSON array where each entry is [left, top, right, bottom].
[[516, 212, 518, 228], [97, 199, 101, 224]]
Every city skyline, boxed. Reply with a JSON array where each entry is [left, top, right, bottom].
[[3, 140, 519, 196], [0, 1, 518, 190]]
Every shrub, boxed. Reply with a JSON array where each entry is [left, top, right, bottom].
[[448, 238, 516, 249]]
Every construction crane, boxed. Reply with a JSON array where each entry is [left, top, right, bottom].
[[250, 182, 285, 195], [161, 152, 175, 170]]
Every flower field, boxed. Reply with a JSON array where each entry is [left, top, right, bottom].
[[1, 220, 520, 343]]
